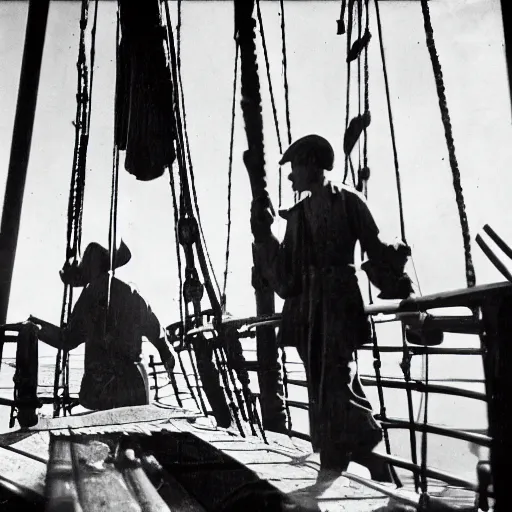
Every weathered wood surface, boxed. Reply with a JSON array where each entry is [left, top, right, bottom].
[[30, 404, 199, 431], [172, 420, 479, 511], [155, 470, 207, 512], [0, 443, 47, 496], [172, 419, 400, 511], [46, 438, 81, 511], [0, 409, 479, 511]]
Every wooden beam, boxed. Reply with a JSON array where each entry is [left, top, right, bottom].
[[0, 0, 50, 325]]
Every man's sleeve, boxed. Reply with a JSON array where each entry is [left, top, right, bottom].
[[137, 290, 163, 343], [345, 189, 383, 259], [253, 218, 302, 300], [346, 190, 413, 299], [65, 287, 94, 350]]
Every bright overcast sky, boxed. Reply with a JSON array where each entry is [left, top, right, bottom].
[[0, 1, 506, 468], [0, 0, 509, 327]]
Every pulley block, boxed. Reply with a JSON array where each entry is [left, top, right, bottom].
[[178, 216, 199, 247], [183, 272, 204, 304]]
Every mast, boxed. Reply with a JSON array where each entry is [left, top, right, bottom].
[[0, 0, 51, 325], [234, 0, 286, 431]]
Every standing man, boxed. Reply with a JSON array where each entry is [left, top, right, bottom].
[[251, 135, 412, 481], [29, 240, 176, 411]]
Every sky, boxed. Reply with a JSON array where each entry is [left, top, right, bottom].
[[0, 0, 509, 432]]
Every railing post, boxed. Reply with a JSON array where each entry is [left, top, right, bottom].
[[480, 291, 512, 512]]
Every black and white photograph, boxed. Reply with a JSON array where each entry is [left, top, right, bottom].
[[0, 0, 510, 510]]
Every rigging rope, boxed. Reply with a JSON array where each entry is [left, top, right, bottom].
[[368, 315, 402, 487], [343, 0, 354, 185], [85, 0, 99, 147], [279, 0, 296, 204], [222, 42, 239, 313], [255, 0, 284, 206], [165, 1, 253, 434], [174, 0, 223, 307], [174, 2, 248, 431], [108, 148, 120, 276], [353, 0, 401, 488], [373, 0, 419, 491], [65, 2, 91, 264], [416, 0, 473, 490], [373, 0, 405, 243], [160, 0, 209, 416], [168, 167, 202, 412], [213, 342, 251, 437], [419, 0, 476, 289], [361, 0, 369, 195], [279, 0, 292, 147], [54, 0, 99, 417], [106, 126, 120, 351], [222, 326, 260, 431], [357, 0, 363, 171], [77, 0, 100, 256], [280, 340, 293, 435], [107, 2, 120, 325], [420, 348, 430, 493]]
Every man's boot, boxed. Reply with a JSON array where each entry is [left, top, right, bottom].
[[351, 451, 393, 483]]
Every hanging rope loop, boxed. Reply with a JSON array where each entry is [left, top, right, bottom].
[[162, 0, 222, 319], [160, 0, 258, 435], [54, 0, 99, 418]]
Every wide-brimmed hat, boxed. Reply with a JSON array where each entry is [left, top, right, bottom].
[[60, 239, 132, 287], [279, 134, 334, 171]]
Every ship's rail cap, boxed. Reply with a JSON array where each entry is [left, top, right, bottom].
[[182, 281, 512, 336]]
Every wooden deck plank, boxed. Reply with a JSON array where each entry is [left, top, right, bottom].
[[0, 430, 50, 462], [209, 440, 304, 461], [0, 408, 480, 511], [174, 418, 414, 510], [29, 404, 198, 431], [166, 418, 242, 442], [264, 430, 312, 454], [0, 445, 47, 496], [247, 462, 320, 480], [211, 447, 294, 465]]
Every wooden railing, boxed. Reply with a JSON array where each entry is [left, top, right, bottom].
[[153, 279, 512, 509]]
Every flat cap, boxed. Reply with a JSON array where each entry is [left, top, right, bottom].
[[279, 134, 334, 171]]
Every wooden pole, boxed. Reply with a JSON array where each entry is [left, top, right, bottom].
[[234, 0, 286, 432], [0, 0, 51, 325]]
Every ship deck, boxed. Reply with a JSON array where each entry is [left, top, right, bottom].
[[0, 404, 478, 511]]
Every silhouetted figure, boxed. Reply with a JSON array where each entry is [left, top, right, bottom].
[[251, 135, 412, 481], [30, 240, 175, 411]]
